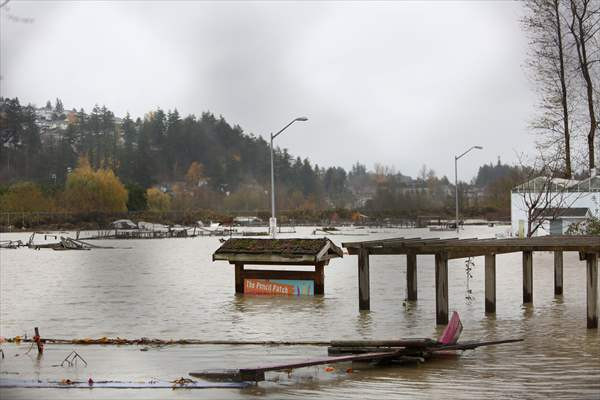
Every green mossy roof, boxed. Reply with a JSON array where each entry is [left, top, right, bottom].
[[215, 238, 342, 257]]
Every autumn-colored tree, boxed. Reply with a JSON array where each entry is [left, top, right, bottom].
[[185, 161, 205, 187], [146, 187, 171, 212], [0, 181, 52, 212], [63, 157, 128, 212]]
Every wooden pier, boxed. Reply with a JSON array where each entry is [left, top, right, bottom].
[[342, 236, 600, 328]]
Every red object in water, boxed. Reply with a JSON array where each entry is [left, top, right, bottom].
[[438, 311, 463, 345], [33, 327, 43, 354]]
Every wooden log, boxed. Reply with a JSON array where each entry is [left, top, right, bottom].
[[358, 247, 370, 310], [234, 351, 404, 382], [587, 254, 598, 329], [330, 339, 437, 348], [485, 254, 496, 313], [435, 253, 449, 325], [406, 253, 417, 301], [234, 263, 244, 294], [328, 347, 399, 355], [314, 263, 325, 295], [554, 251, 563, 296], [522, 251, 533, 304]]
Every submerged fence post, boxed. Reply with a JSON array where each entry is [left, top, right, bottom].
[[435, 253, 449, 325], [406, 252, 417, 301], [523, 251, 533, 304], [587, 254, 598, 329], [358, 247, 370, 310], [485, 254, 496, 313], [554, 251, 563, 296]]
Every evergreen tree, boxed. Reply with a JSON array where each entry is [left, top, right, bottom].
[[55, 98, 64, 113]]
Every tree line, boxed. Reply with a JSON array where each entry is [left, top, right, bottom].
[[1, 97, 528, 218]]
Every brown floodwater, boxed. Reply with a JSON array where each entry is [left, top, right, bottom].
[[1, 226, 598, 399]]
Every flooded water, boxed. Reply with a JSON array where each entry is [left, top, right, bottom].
[[1, 226, 599, 399]]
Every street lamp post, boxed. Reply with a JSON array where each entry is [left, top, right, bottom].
[[454, 145, 483, 235], [270, 117, 308, 238]]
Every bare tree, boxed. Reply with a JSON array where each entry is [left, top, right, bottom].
[[513, 151, 583, 237], [567, 0, 599, 171], [523, 0, 575, 178]]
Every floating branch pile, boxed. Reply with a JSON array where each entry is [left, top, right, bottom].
[[190, 312, 523, 382], [3, 336, 330, 346]]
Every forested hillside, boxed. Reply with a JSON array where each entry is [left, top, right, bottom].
[[0, 97, 523, 217]]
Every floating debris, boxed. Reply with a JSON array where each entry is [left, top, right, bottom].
[[4, 336, 330, 346], [57, 351, 87, 367], [26, 233, 129, 251], [0, 240, 24, 249], [0, 378, 250, 389], [190, 313, 523, 382]]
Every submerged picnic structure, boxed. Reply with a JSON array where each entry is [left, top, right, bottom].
[[213, 238, 343, 295], [342, 235, 600, 329]]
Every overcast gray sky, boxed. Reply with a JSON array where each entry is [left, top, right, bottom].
[[1, 0, 537, 181]]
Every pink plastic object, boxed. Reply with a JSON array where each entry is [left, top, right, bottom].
[[438, 311, 463, 345]]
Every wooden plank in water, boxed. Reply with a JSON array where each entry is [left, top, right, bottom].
[[190, 351, 402, 382], [329, 339, 437, 348], [327, 347, 399, 355], [428, 338, 523, 352]]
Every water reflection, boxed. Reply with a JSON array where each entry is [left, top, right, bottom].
[[355, 310, 373, 337]]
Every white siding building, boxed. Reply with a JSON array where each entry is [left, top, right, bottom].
[[511, 174, 600, 236]]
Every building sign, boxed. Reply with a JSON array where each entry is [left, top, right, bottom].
[[244, 279, 314, 296]]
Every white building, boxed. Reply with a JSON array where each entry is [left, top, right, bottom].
[[511, 173, 599, 236]]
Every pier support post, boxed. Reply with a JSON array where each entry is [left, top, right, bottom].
[[523, 251, 533, 304], [554, 251, 563, 296], [235, 263, 244, 294], [485, 254, 496, 313], [435, 253, 449, 325], [358, 247, 370, 310], [314, 263, 325, 295], [587, 254, 598, 329], [406, 253, 417, 301]]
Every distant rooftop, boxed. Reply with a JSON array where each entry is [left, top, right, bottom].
[[513, 175, 600, 193], [535, 207, 591, 218]]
